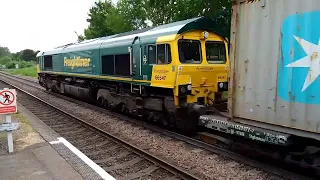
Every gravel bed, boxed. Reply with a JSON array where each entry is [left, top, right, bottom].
[[100, 153, 138, 167], [80, 147, 102, 155], [53, 126, 85, 132], [0, 76, 281, 180], [66, 134, 102, 147], [133, 168, 176, 180], [80, 141, 115, 151], [63, 131, 97, 139], [80, 143, 116, 154], [10, 74, 38, 82], [41, 120, 70, 127], [88, 147, 126, 160], [57, 129, 94, 137], [109, 159, 154, 178]]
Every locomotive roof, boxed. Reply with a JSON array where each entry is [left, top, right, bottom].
[[39, 16, 223, 56]]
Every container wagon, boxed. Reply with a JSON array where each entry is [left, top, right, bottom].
[[200, 0, 320, 168]]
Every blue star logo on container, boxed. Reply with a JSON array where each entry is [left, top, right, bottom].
[[278, 11, 320, 104]]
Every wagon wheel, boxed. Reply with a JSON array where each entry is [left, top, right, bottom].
[[45, 84, 50, 91], [98, 97, 107, 108]]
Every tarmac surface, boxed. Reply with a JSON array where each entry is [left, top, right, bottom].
[[0, 142, 83, 180]]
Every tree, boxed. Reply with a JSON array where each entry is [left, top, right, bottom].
[[81, 0, 232, 40], [0, 46, 11, 58], [146, 0, 232, 38], [0, 56, 12, 65], [104, 7, 133, 34], [19, 49, 37, 61], [116, 0, 148, 30], [11, 52, 21, 61], [103, 0, 149, 34], [84, 0, 116, 39]]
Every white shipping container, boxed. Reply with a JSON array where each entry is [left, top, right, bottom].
[[229, 0, 320, 136]]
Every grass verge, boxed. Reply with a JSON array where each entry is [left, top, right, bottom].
[[6, 66, 37, 78], [0, 112, 44, 154]]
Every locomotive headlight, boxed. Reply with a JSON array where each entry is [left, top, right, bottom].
[[201, 31, 209, 39], [187, 84, 192, 91], [218, 82, 228, 92], [203, 31, 209, 39], [179, 84, 192, 96], [219, 82, 224, 88]]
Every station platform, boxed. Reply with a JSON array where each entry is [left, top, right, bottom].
[[0, 103, 115, 180], [0, 142, 83, 180]]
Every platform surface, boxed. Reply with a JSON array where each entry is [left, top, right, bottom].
[[0, 143, 84, 180]]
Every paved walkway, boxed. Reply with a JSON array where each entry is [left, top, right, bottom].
[[0, 142, 84, 180]]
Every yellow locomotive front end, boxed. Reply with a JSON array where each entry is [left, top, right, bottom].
[[150, 29, 229, 132], [173, 30, 229, 107]]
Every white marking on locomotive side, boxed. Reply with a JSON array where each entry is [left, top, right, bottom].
[[50, 137, 115, 180]]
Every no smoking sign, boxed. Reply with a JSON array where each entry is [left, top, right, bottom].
[[0, 89, 17, 114]]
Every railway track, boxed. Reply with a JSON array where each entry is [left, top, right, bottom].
[[0, 72, 315, 180], [0, 79, 197, 180]]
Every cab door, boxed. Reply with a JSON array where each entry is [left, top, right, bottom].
[[131, 44, 141, 80], [140, 45, 151, 81]]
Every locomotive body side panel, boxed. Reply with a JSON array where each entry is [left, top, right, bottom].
[[62, 50, 93, 74]]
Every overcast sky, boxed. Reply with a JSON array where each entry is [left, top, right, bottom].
[[0, 0, 118, 53]]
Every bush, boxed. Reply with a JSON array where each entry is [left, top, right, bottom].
[[7, 66, 37, 77], [18, 61, 34, 68], [0, 60, 35, 69], [5, 61, 16, 69], [0, 56, 12, 65]]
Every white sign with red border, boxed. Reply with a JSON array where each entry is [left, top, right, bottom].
[[0, 89, 17, 114]]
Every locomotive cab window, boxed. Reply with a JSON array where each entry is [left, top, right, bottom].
[[148, 44, 172, 65], [101, 54, 130, 77], [148, 45, 156, 64], [43, 55, 53, 70], [101, 55, 115, 75], [115, 54, 130, 76], [206, 41, 226, 64], [178, 39, 202, 64]]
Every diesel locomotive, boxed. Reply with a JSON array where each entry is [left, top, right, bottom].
[[36, 17, 229, 132]]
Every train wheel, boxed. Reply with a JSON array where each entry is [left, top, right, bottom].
[[52, 86, 59, 93], [98, 97, 106, 108], [175, 103, 206, 136], [97, 97, 102, 107], [175, 108, 198, 136], [162, 112, 177, 130], [168, 113, 177, 129], [45, 84, 50, 91]]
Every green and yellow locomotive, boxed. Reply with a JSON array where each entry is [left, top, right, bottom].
[[37, 17, 229, 132]]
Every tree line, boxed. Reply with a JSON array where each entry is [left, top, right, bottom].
[[78, 0, 232, 41], [0, 46, 38, 69]]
